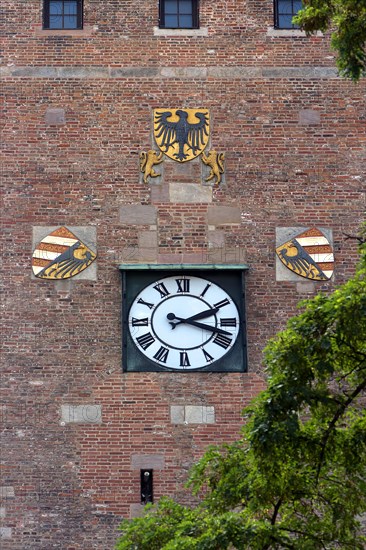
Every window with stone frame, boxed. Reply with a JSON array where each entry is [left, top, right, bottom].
[[43, 0, 83, 29], [159, 0, 199, 29], [274, 0, 302, 29]]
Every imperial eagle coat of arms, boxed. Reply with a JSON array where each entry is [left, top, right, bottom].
[[153, 109, 210, 162]]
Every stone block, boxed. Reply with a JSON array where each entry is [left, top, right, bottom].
[[207, 230, 225, 248], [60, 404, 102, 424], [205, 246, 246, 264], [150, 183, 170, 203], [164, 158, 201, 183], [54, 279, 74, 293], [119, 205, 157, 225], [0, 507, 5, 518], [207, 206, 241, 225], [185, 406, 215, 424], [170, 405, 185, 424], [170, 406, 215, 424], [208, 67, 261, 79], [0, 528, 12, 540], [154, 28, 208, 38], [299, 109, 321, 125], [12, 66, 58, 77], [131, 454, 165, 470], [45, 108, 65, 125], [130, 504, 146, 518], [0, 487, 14, 499], [182, 252, 207, 263], [57, 67, 108, 79], [157, 252, 184, 263], [169, 183, 212, 203], [296, 281, 317, 294], [267, 28, 307, 37], [138, 231, 158, 249], [110, 67, 159, 78], [138, 248, 159, 262]]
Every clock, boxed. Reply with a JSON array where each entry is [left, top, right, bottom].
[[120, 267, 248, 372]]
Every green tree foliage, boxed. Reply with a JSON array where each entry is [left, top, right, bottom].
[[294, 0, 366, 80], [116, 237, 366, 549]]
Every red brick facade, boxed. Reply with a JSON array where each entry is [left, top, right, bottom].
[[1, 1, 365, 548]]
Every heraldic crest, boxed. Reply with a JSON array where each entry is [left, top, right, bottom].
[[154, 109, 209, 162], [32, 226, 96, 280], [139, 108, 225, 185], [276, 227, 334, 281]]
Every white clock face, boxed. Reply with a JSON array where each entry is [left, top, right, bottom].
[[128, 275, 240, 370]]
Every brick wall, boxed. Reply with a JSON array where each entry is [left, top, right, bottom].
[[1, 1, 365, 548]]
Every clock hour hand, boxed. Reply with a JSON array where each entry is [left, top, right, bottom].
[[167, 313, 231, 336]]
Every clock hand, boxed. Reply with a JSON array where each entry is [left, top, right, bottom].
[[185, 307, 219, 322], [167, 308, 219, 329], [167, 313, 231, 336]]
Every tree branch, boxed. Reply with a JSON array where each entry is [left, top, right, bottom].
[[316, 377, 366, 483]]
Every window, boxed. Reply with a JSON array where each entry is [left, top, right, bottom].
[[274, 0, 302, 29], [159, 0, 199, 29], [43, 0, 83, 30]]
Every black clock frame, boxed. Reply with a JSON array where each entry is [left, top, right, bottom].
[[120, 265, 248, 373]]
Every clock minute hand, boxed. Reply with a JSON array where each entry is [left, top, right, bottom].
[[167, 308, 219, 329], [185, 307, 219, 322], [167, 313, 231, 336]]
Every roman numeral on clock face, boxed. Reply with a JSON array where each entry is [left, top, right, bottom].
[[136, 332, 155, 350], [153, 346, 169, 363], [220, 318, 237, 327], [153, 282, 170, 298], [214, 298, 230, 309], [180, 352, 191, 367], [200, 283, 211, 297], [137, 298, 155, 310], [213, 333, 232, 349], [202, 348, 214, 362], [131, 317, 149, 326], [176, 278, 190, 293]]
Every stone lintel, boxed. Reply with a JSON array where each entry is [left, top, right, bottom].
[[131, 454, 165, 470]]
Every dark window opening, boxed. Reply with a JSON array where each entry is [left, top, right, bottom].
[[159, 0, 199, 29], [140, 469, 153, 504], [274, 0, 302, 29], [43, 0, 83, 30]]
